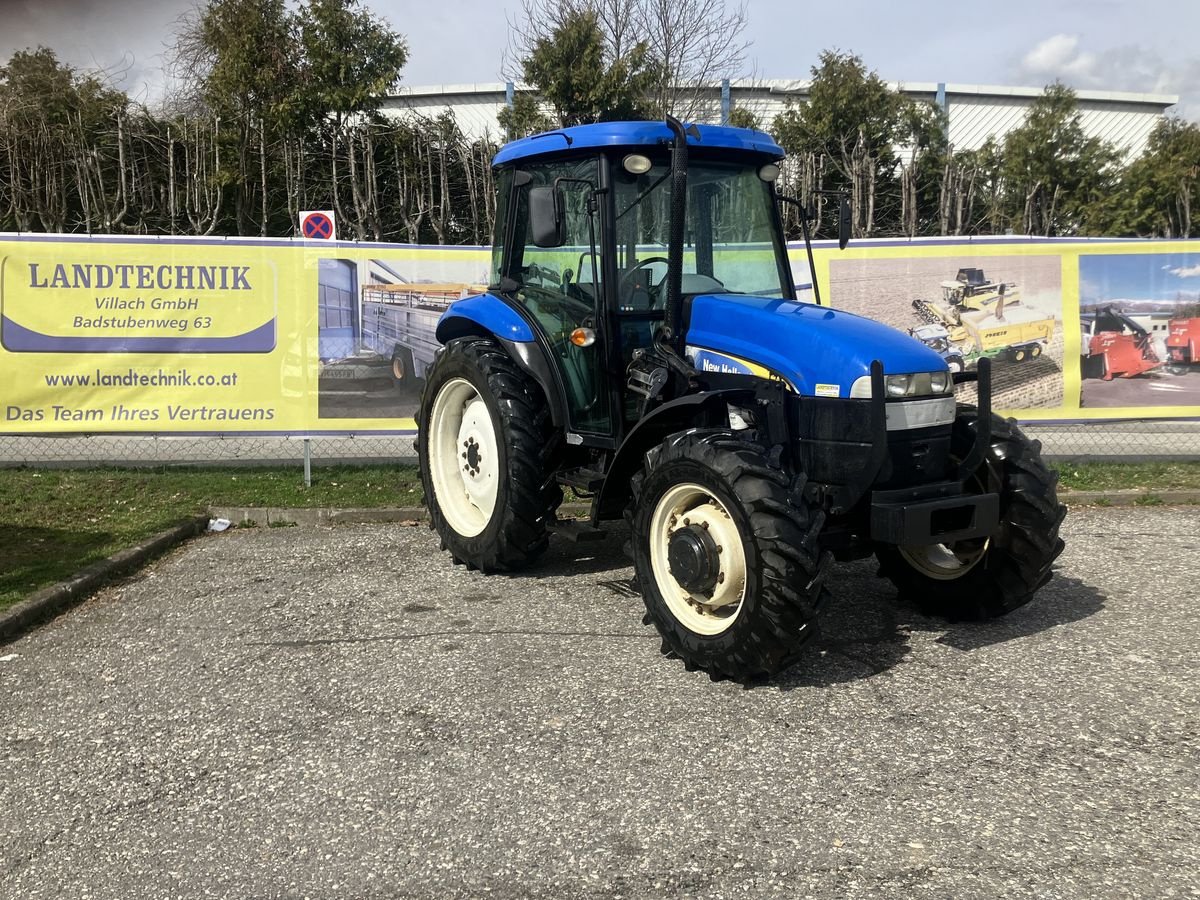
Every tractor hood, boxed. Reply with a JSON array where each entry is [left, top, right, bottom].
[[684, 294, 948, 398]]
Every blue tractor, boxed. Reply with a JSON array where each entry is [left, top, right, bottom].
[[417, 118, 1065, 680]]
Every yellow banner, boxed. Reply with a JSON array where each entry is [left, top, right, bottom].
[[2, 234, 1198, 435], [803, 238, 1200, 422]]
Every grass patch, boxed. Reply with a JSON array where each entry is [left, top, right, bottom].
[[1054, 461, 1200, 493], [0, 465, 420, 610]]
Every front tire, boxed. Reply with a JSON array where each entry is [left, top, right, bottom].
[[630, 430, 830, 680], [417, 336, 561, 571], [876, 406, 1066, 620]]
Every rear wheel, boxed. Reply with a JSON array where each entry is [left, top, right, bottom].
[[417, 336, 561, 571], [630, 430, 830, 680], [876, 406, 1066, 620]]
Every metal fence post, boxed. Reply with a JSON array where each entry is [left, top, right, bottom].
[[303, 438, 312, 488]]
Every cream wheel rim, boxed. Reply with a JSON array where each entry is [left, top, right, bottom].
[[898, 538, 990, 581], [899, 449, 993, 580], [648, 482, 747, 636], [428, 377, 499, 537]]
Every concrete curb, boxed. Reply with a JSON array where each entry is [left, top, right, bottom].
[[209, 502, 595, 526], [0, 514, 211, 644], [210, 492, 1200, 526], [1060, 489, 1200, 506]]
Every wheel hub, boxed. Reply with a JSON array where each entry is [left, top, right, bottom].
[[463, 436, 483, 476], [667, 524, 721, 594]]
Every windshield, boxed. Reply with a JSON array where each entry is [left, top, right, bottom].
[[611, 157, 791, 302]]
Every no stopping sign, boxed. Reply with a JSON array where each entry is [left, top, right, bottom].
[[300, 210, 336, 240]]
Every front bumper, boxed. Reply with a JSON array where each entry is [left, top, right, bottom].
[[870, 481, 999, 545]]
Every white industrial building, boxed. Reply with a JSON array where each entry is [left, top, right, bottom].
[[382, 80, 1178, 159]]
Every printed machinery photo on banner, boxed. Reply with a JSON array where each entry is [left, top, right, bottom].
[[2, 234, 1199, 436], [816, 238, 1200, 422]]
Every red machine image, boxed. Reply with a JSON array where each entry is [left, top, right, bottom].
[[1080, 307, 1161, 380], [1165, 317, 1200, 373]]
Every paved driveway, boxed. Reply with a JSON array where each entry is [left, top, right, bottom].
[[2, 508, 1197, 898]]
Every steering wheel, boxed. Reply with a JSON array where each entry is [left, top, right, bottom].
[[619, 257, 670, 292]]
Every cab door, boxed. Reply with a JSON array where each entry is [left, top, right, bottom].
[[508, 156, 612, 437]]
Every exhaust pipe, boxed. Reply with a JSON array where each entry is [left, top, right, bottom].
[[662, 115, 697, 351]]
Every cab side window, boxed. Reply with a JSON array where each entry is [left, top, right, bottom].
[[509, 156, 610, 435]]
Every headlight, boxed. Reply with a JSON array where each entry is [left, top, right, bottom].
[[848, 370, 953, 399]]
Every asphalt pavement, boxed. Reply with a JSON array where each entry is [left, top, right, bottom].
[[1, 508, 1198, 899]]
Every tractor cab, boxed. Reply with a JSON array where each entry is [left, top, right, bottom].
[[479, 121, 802, 441]]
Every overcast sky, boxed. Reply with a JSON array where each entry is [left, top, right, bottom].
[[1, 0, 1197, 118]]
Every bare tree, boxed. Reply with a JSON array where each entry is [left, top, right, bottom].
[[505, 0, 751, 119], [637, 0, 749, 119]]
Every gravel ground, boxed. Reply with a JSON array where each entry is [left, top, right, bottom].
[[1, 508, 1198, 899]]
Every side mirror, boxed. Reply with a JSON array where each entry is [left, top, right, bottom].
[[529, 185, 565, 248], [838, 196, 852, 250]]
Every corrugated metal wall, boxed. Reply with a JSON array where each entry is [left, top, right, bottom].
[[382, 80, 1177, 159]]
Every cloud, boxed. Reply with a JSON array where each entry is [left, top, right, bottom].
[[1167, 265, 1200, 278], [1020, 35, 1099, 81], [0, 0, 188, 102], [1016, 33, 1200, 121]]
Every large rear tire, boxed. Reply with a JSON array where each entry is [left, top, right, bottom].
[[417, 336, 561, 571], [876, 406, 1066, 620], [629, 430, 831, 680]]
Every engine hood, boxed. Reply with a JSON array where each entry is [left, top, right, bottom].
[[684, 293, 948, 398]]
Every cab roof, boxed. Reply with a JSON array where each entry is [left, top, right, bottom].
[[492, 120, 785, 167]]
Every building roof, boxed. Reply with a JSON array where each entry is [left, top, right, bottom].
[[392, 80, 1179, 109]]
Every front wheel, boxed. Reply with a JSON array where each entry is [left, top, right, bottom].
[[630, 431, 830, 680], [876, 407, 1066, 620], [417, 336, 561, 571]]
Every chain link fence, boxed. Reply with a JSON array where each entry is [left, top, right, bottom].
[[0, 434, 415, 468], [2, 418, 1198, 473]]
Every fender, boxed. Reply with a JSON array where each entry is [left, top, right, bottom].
[[436, 293, 567, 427], [592, 389, 755, 523], [436, 293, 536, 344]]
